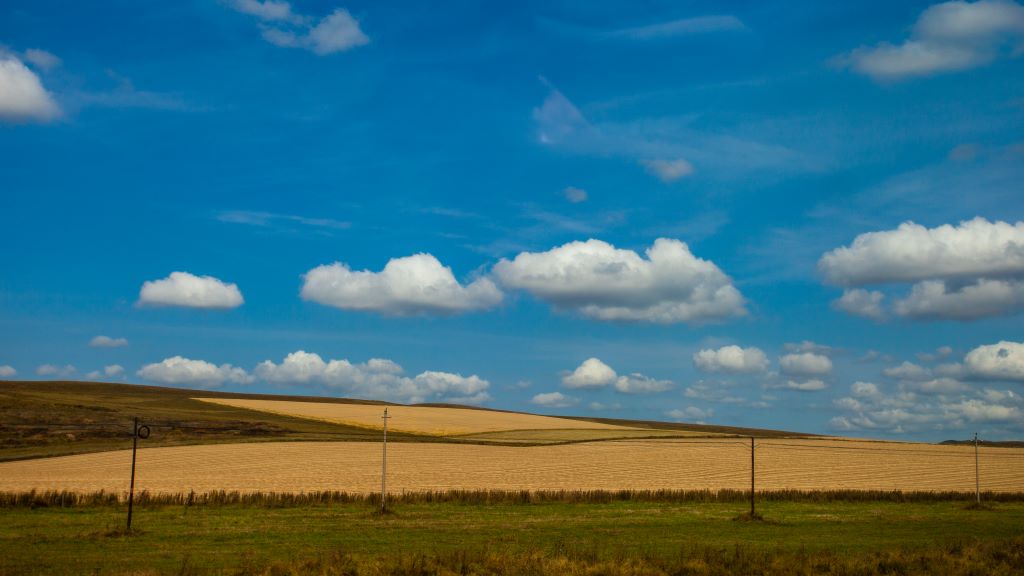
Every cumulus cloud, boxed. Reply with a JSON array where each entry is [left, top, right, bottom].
[[89, 335, 128, 348], [666, 406, 713, 422], [301, 254, 503, 316], [893, 278, 1024, 320], [138, 272, 244, 309], [254, 350, 491, 404], [0, 365, 16, 377], [833, 289, 886, 320], [230, 1, 369, 55], [86, 365, 125, 380], [779, 352, 833, 376], [883, 361, 932, 381], [36, 364, 75, 377], [831, 379, 1023, 434], [965, 341, 1024, 381], [614, 373, 673, 394], [562, 357, 617, 389], [493, 238, 745, 324], [531, 391, 578, 408], [778, 379, 827, 391], [138, 356, 251, 388], [839, 0, 1024, 81], [563, 186, 588, 203], [693, 345, 769, 374], [0, 55, 61, 122], [820, 218, 1024, 320], [641, 159, 695, 182]]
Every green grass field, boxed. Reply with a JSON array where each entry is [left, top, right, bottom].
[[1, 499, 1022, 575]]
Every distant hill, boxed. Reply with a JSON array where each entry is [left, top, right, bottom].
[[2, 379, 806, 461]]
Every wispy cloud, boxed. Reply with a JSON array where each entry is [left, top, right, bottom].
[[609, 15, 746, 40], [217, 210, 351, 232]]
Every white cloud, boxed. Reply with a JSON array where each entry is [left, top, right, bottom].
[[779, 352, 833, 376], [883, 361, 932, 381], [851, 381, 882, 398], [86, 364, 125, 380], [641, 158, 694, 182], [138, 356, 251, 388], [562, 357, 617, 389], [784, 341, 834, 355], [840, 0, 1024, 81], [610, 15, 745, 39], [230, 0, 304, 23], [820, 218, 1024, 320], [36, 364, 75, 377], [666, 406, 713, 422], [780, 379, 827, 391], [0, 365, 16, 377], [894, 278, 1024, 320], [614, 373, 674, 394], [563, 186, 588, 203], [246, 5, 370, 55], [301, 254, 503, 316], [531, 391, 578, 408], [493, 238, 746, 324], [965, 341, 1024, 381], [693, 345, 769, 374], [138, 272, 244, 309], [254, 350, 491, 404], [833, 289, 886, 320], [820, 218, 1024, 286], [89, 335, 128, 348], [0, 55, 60, 122], [918, 346, 954, 362], [22, 49, 61, 72]]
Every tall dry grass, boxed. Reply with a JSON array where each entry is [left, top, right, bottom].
[[4, 488, 1024, 508]]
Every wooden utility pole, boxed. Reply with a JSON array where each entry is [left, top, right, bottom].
[[750, 436, 756, 516], [127, 417, 139, 531], [974, 432, 980, 504], [381, 408, 390, 513]]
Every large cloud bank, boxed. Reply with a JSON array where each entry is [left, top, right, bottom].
[[820, 218, 1024, 320], [493, 238, 745, 324]]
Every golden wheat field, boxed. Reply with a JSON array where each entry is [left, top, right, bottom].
[[197, 397, 638, 436], [1, 438, 1021, 494]]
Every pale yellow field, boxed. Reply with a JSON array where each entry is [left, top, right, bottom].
[[454, 428, 719, 443], [2, 438, 1022, 494], [197, 398, 638, 436]]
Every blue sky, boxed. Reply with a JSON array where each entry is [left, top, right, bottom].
[[2, 0, 1023, 441]]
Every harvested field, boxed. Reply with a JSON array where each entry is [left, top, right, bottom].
[[453, 428, 716, 443], [196, 398, 637, 436], [1, 438, 1022, 494]]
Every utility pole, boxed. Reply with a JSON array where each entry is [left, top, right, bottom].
[[126, 417, 149, 532], [750, 436, 756, 517], [381, 408, 390, 513], [974, 432, 980, 505]]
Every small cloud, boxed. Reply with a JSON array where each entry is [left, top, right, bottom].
[[609, 15, 745, 40], [832, 289, 886, 320], [779, 379, 827, 392], [86, 364, 125, 380], [563, 186, 588, 203], [217, 210, 350, 232], [0, 54, 61, 122], [666, 406, 713, 422], [693, 345, 769, 374], [301, 254, 503, 316], [588, 401, 621, 411], [641, 158, 694, 182], [138, 272, 244, 309], [784, 341, 834, 355], [89, 335, 128, 348], [779, 352, 833, 376], [138, 356, 252, 388], [36, 364, 76, 377], [562, 357, 617, 389], [230, 2, 370, 56], [531, 391, 579, 408], [22, 49, 61, 72], [948, 143, 981, 162], [614, 373, 673, 394], [0, 365, 16, 378]]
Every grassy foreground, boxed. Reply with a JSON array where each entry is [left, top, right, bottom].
[[1, 498, 1022, 575]]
